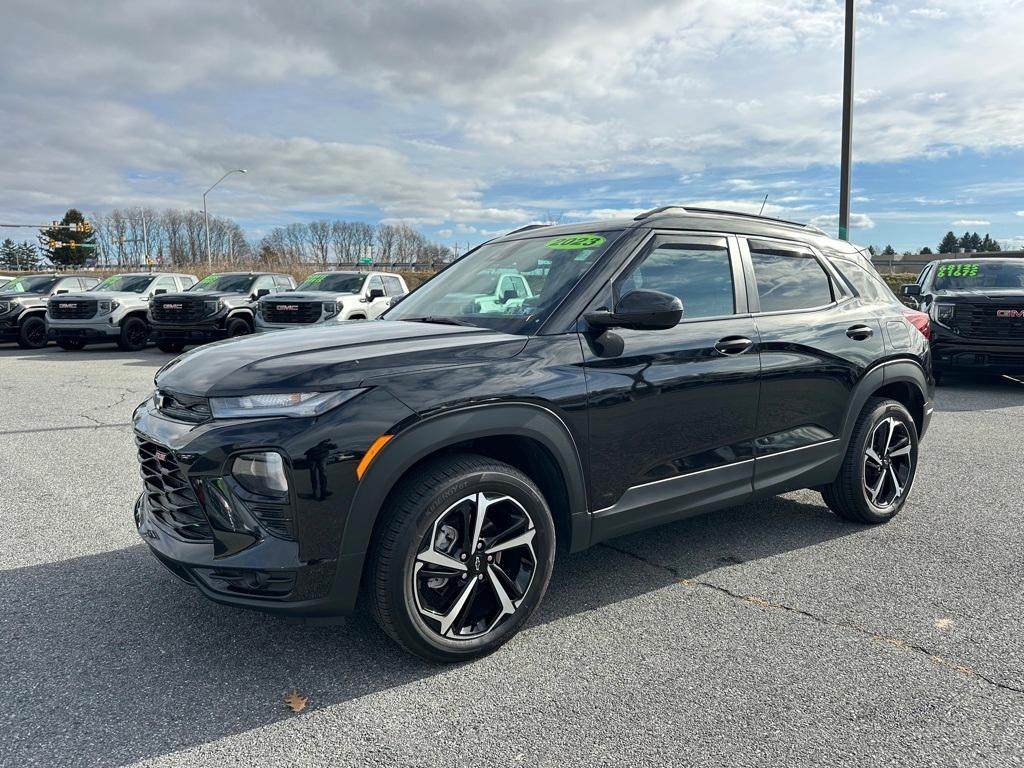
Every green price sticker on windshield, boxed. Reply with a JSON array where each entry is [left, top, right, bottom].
[[937, 263, 979, 278], [545, 234, 606, 250], [197, 275, 217, 286], [305, 274, 326, 284]]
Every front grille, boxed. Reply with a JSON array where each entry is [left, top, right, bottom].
[[151, 297, 210, 323], [136, 436, 211, 541], [157, 390, 212, 423], [951, 302, 1024, 340], [249, 502, 294, 540], [48, 299, 97, 319], [262, 301, 322, 324]]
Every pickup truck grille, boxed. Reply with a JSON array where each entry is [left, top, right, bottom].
[[950, 302, 1024, 340], [136, 436, 211, 541], [48, 299, 97, 319], [262, 301, 322, 324], [151, 297, 209, 323]]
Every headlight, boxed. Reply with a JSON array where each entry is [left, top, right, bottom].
[[0, 302, 9, 315], [204, 299, 224, 314], [97, 300, 119, 315], [209, 388, 366, 419], [931, 302, 955, 326], [232, 452, 289, 496], [323, 301, 342, 318]]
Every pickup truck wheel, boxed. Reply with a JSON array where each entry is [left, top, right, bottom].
[[157, 342, 185, 354], [822, 397, 919, 524], [117, 316, 149, 351], [226, 317, 251, 338], [367, 453, 556, 662], [57, 339, 87, 350], [17, 316, 48, 349]]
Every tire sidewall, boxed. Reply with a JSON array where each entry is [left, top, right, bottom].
[[226, 317, 251, 337], [856, 401, 919, 521], [120, 317, 148, 351], [389, 467, 556, 661], [19, 316, 47, 348]]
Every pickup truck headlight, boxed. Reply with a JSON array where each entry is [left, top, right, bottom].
[[97, 300, 119, 316], [204, 299, 224, 315], [323, 301, 343, 318], [0, 302, 9, 315], [931, 302, 955, 327], [209, 388, 366, 418]]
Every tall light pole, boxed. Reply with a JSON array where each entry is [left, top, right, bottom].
[[838, 0, 855, 241], [203, 169, 247, 265]]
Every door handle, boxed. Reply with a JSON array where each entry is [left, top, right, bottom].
[[846, 324, 874, 340], [714, 336, 753, 355]]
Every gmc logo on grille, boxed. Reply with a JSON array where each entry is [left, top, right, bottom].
[[58, 303, 76, 309], [275, 305, 299, 311], [996, 309, 1024, 318], [163, 303, 183, 310], [154, 450, 168, 461]]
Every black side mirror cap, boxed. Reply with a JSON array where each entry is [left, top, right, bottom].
[[900, 283, 922, 297], [255, 288, 271, 298], [154, 289, 167, 295], [585, 289, 683, 331], [368, 288, 386, 300]]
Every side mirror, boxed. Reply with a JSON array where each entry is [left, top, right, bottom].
[[900, 284, 922, 297], [154, 288, 167, 296], [585, 289, 683, 331], [500, 289, 517, 304], [255, 288, 271, 299], [368, 287, 385, 300], [55, 289, 68, 295], [388, 294, 406, 307]]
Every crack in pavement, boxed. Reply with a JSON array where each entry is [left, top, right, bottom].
[[599, 542, 1024, 698], [0, 422, 132, 435]]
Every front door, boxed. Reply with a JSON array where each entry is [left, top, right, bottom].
[[581, 233, 762, 541]]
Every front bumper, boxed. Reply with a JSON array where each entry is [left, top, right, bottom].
[[0, 312, 25, 339], [150, 323, 228, 344], [931, 325, 1024, 373], [47, 316, 120, 341], [132, 387, 415, 617]]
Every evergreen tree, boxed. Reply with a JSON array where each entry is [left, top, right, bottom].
[[0, 238, 17, 270], [38, 208, 95, 268], [867, 245, 877, 256], [989, 238, 1001, 252], [881, 244, 897, 256], [920, 246, 933, 255], [938, 232, 958, 253], [968, 232, 983, 252], [14, 242, 40, 270]]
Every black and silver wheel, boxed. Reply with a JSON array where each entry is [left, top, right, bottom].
[[117, 316, 149, 351], [17, 316, 48, 349], [822, 397, 919, 523], [367, 453, 556, 662], [226, 317, 251, 338]]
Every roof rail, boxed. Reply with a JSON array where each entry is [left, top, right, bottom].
[[635, 204, 826, 234], [505, 223, 551, 236]]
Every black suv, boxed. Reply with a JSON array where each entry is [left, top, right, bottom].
[[901, 258, 1024, 383], [133, 207, 933, 661], [0, 274, 101, 348], [148, 271, 295, 353]]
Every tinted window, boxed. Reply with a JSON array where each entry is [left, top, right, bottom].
[[189, 274, 255, 293], [274, 275, 294, 290], [618, 239, 734, 320], [297, 273, 364, 293], [382, 275, 404, 295], [153, 276, 177, 293], [367, 275, 385, 294], [749, 241, 833, 312], [252, 275, 277, 295], [2, 276, 57, 294], [833, 259, 894, 302]]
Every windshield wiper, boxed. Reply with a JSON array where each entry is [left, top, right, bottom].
[[402, 316, 480, 327]]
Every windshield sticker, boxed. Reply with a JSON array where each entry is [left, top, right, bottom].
[[545, 234, 606, 250], [303, 274, 327, 285], [937, 263, 979, 278], [196, 275, 218, 286]]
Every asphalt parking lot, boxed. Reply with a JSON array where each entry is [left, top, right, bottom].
[[1, 346, 1023, 767]]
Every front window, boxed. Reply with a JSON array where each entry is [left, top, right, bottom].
[[386, 231, 620, 334], [298, 273, 366, 293], [95, 275, 154, 293], [3, 276, 57, 294], [188, 274, 255, 293], [933, 261, 1024, 291]]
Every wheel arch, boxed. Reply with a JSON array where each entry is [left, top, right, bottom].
[[226, 308, 255, 328], [840, 359, 929, 452], [20, 307, 47, 324], [118, 308, 149, 325], [336, 402, 590, 606]]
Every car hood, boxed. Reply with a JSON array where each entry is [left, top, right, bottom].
[[155, 320, 528, 397], [157, 291, 247, 302], [0, 292, 41, 302], [935, 289, 1024, 301], [262, 291, 356, 301], [51, 291, 140, 301]]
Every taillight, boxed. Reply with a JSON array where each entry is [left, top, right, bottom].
[[902, 308, 931, 340]]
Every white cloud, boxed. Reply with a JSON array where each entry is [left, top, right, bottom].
[[951, 219, 991, 226], [810, 213, 877, 231], [909, 7, 949, 19], [1016, 211, 1024, 217]]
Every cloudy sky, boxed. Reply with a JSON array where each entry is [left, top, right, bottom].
[[2, 0, 1023, 252]]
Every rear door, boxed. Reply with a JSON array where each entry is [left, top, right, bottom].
[[365, 274, 391, 317], [742, 237, 885, 494], [582, 232, 761, 540]]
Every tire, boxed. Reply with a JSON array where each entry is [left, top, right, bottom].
[[366, 453, 556, 663], [822, 397, 919, 524], [17, 316, 48, 349], [57, 339, 87, 351], [226, 317, 251, 338], [117, 316, 149, 351], [348, 314, 366, 321]]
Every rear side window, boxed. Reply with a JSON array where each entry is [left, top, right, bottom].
[[617, 238, 735, 320], [748, 240, 833, 312], [832, 258, 894, 302], [153, 276, 177, 294], [178, 276, 197, 289], [274, 275, 294, 290], [382, 275, 404, 295], [367, 275, 385, 294]]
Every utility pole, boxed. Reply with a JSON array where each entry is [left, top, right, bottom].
[[838, 0, 855, 241], [203, 169, 247, 266]]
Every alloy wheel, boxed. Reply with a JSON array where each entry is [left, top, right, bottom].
[[412, 492, 537, 641], [863, 416, 913, 509]]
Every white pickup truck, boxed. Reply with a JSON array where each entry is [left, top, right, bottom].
[[255, 270, 408, 331]]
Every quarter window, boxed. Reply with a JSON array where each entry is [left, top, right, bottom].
[[274, 275, 294, 290], [748, 241, 833, 312], [617, 239, 735, 321], [833, 259, 894, 302]]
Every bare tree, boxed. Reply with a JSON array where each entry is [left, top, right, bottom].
[[308, 220, 332, 267]]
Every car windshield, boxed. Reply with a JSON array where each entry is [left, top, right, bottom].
[[94, 275, 153, 293], [188, 274, 255, 293], [2, 276, 57, 294], [297, 273, 366, 293], [385, 231, 620, 334], [933, 261, 1024, 291]]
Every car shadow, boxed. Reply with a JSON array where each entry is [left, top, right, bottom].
[[0, 344, 170, 367], [933, 371, 1024, 412], [2, 495, 860, 767]]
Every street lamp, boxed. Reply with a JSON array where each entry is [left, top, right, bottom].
[[203, 169, 247, 265], [838, 0, 855, 241]]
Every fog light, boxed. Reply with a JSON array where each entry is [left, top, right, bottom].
[[232, 452, 289, 496]]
